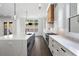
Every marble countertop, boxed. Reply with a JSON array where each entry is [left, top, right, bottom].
[[49, 35, 79, 56], [0, 32, 35, 40]]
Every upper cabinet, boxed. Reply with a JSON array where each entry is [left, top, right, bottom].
[[48, 4, 54, 24]]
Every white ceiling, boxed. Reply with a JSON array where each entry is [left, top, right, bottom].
[[16, 3, 48, 18], [0, 3, 48, 19], [0, 3, 14, 17]]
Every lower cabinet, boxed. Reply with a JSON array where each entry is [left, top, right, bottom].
[[0, 40, 27, 56], [49, 37, 76, 56]]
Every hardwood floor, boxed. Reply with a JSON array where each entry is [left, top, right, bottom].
[[30, 36, 52, 56]]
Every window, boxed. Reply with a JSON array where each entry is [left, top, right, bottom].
[[25, 19, 38, 33]]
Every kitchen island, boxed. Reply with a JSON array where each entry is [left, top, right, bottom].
[[0, 32, 35, 56]]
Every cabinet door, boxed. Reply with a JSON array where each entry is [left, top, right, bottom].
[[60, 46, 76, 56], [49, 37, 54, 49], [49, 37, 54, 55], [51, 40, 63, 56], [55, 40, 76, 56], [53, 48, 62, 56], [49, 37, 61, 56], [49, 37, 76, 56]]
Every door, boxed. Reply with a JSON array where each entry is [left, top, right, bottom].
[[4, 22, 13, 35]]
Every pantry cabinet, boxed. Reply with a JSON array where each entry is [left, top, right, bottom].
[[48, 4, 54, 24], [49, 36, 75, 56]]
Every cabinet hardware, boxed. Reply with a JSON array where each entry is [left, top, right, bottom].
[[61, 48, 66, 52], [57, 49, 59, 52]]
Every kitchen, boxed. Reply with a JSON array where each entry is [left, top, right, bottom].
[[0, 3, 79, 56]]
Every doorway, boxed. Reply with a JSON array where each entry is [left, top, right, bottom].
[[4, 22, 13, 35]]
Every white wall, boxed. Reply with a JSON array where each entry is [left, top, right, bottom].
[[43, 3, 66, 34], [26, 16, 44, 36], [35, 17, 43, 36], [0, 3, 15, 37], [0, 3, 14, 17], [13, 16, 26, 38], [16, 3, 48, 18], [53, 4, 59, 33], [16, 3, 48, 36]]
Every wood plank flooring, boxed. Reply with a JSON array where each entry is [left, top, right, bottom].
[[30, 36, 52, 56]]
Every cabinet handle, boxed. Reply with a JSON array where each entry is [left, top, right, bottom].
[[56, 49, 59, 52], [61, 48, 66, 52]]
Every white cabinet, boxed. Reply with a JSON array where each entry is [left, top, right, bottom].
[[0, 40, 27, 56], [49, 37, 62, 56], [49, 36, 75, 56]]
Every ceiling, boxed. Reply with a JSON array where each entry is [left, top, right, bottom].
[[0, 3, 14, 17], [16, 3, 48, 18], [0, 3, 48, 19]]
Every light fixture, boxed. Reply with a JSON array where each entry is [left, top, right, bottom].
[[38, 4, 42, 10]]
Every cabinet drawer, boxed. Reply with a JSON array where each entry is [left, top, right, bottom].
[[49, 38, 55, 48], [54, 40, 76, 56], [53, 48, 62, 56], [49, 46, 61, 56], [60, 46, 75, 56], [49, 37, 62, 56], [49, 37, 76, 56]]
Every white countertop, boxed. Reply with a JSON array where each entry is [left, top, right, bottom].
[[0, 32, 35, 40], [43, 29, 57, 34], [49, 35, 79, 56]]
